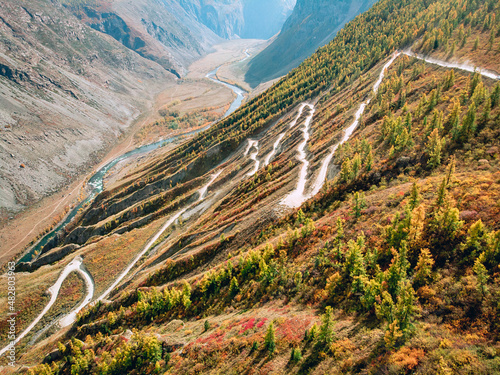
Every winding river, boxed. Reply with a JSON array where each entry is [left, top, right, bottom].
[[0, 59, 247, 358], [206, 67, 246, 117], [19, 65, 247, 265], [8, 47, 498, 358]]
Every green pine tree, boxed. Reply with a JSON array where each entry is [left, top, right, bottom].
[[264, 322, 276, 354], [319, 306, 336, 346], [426, 129, 445, 169]]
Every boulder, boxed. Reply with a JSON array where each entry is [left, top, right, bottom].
[[396, 156, 411, 168], [459, 210, 478, 221]]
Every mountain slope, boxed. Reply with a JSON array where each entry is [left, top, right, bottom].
[[245, 0, 377, 87], [5, 0, 500, 373], [178, 0, 296, 40], [66, 0, 229, 76], [0, 0, 174, 218], [1, 0, 289, 222]]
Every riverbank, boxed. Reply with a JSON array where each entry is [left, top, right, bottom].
[[0, 39, 265, 269]]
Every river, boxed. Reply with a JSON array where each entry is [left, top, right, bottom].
[[19, 66, 247, 264]]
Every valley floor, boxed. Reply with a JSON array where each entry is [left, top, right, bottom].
[[0, 39, 266, 269]]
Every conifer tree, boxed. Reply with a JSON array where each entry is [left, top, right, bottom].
[[433, 200, 463, 241], [436, 178, 447, 207], [290, 347, 302, 362], [469, 73, 481, 98], [344, 238, 367, 290], [365, 149, 374, 172], [414, 248, 435, 286], [264, 322, 276, 354], [229, 277, 239, 297], [444, 69, 455, 91], [409, 182, 421, 210], [408, 204, 426, 246], [461, 219, 488, 262], [445, 156, 456, 186], [296, 209, 306, 225], [352, 153, 362, 177], [426, 128, 445, 169], [473, 37, 479, 51], [489, 27, 495, 50], [319, 306, 336, 346], [394, 280, 417, 340], [481, 97, 491, 125], [352, 192, 367, 218], [473, 255, 489, 298], [404, 112, 412, 132], [447, 101, 461, 139], [339, 158, 353, 182], [491, 83, 500, 108]]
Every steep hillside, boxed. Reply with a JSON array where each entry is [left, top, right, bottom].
[[3, 0, 500, 374], [65, 0, 223, 75], [245, 0, 377, 87], [179, 0, 296, 40], [0, 0, 174, 219]]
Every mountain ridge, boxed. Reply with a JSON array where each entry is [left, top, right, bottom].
[[245, 0, 377, 87]]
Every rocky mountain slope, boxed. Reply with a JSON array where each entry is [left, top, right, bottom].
[[0, 0, 175, 219], [65, 0, 222, 76], [0, 0, 293, 222], [179, 0, 296, 40], [245, 0, 377, 87], [3, 0, 500, 373], [65, 0, 296, 74]]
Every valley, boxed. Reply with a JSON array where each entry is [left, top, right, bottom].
[[1, 0, 500, 374], [0, 38, 262, 268], [0, 37, 270, 362]]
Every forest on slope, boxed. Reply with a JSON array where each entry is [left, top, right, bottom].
[[5, 0, 500, 373], [245, 0, 377, 87]]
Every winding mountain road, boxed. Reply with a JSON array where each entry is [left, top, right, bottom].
[[245, 140, 260, 176], [281, 104, 315, 208], [403, 50, 500, 80], [263, 134, 285, 167], [263, 103, 310, 168], [0, 256, 94, 356], [309, 52, 400, 198], [282, 52, 400, 207], [98, 170, 223, 302], [5, 47, 498, 359]]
